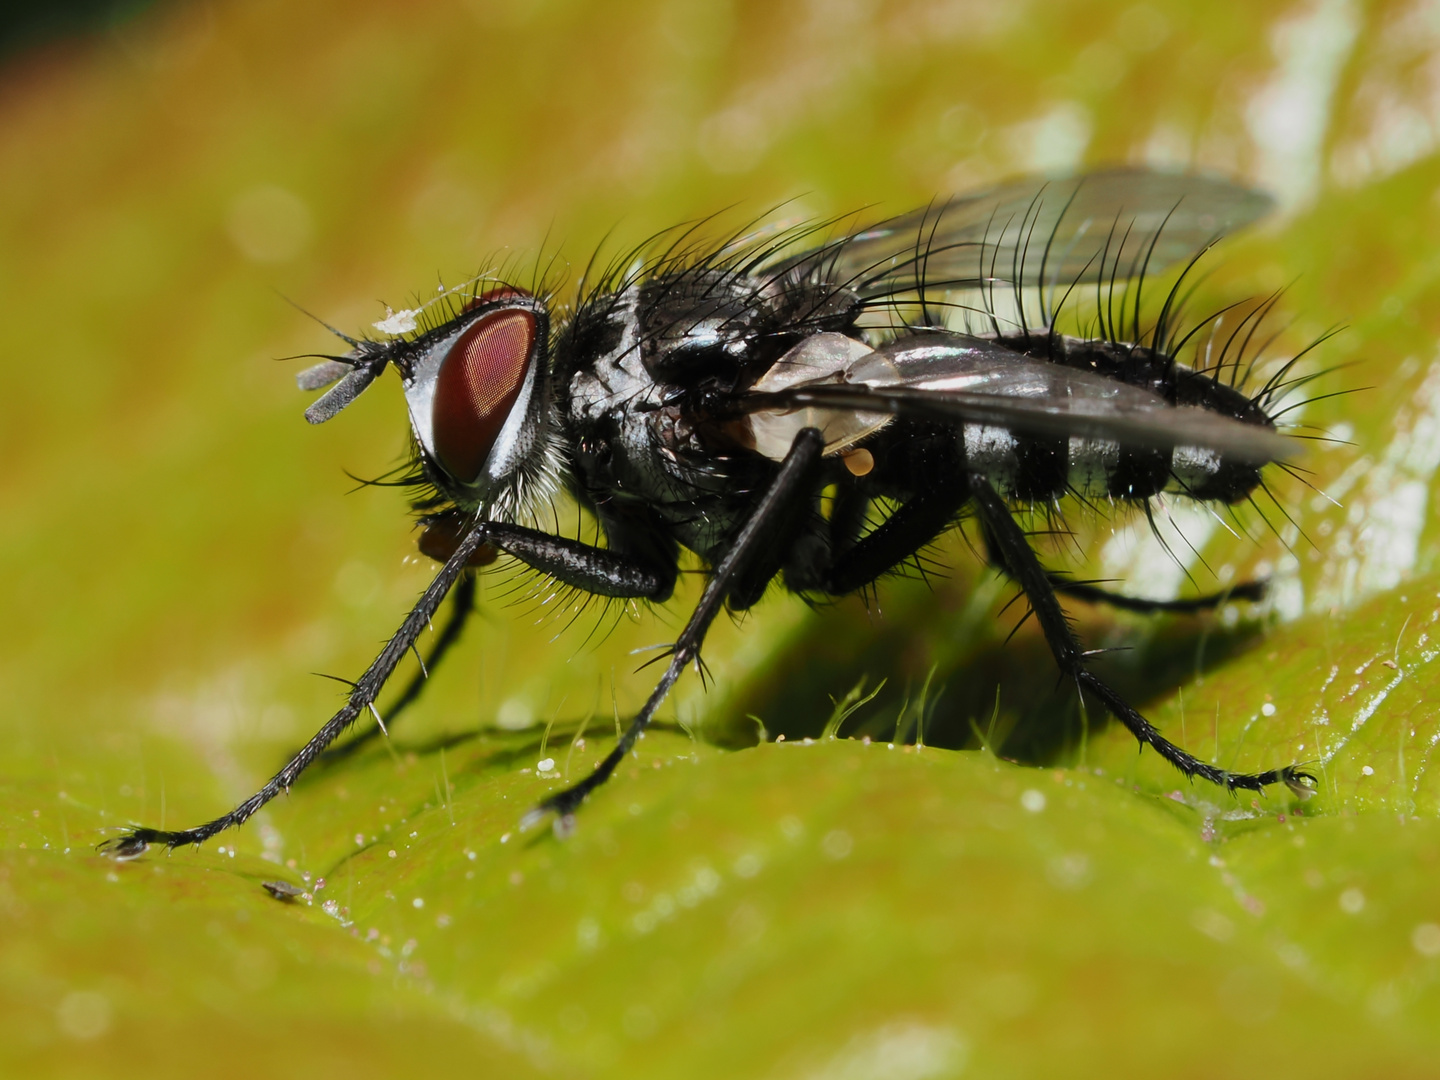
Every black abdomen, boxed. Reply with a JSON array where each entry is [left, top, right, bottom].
[[959, 424, 1234, 503]]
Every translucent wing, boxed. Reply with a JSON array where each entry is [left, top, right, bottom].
[[742, 332, 1292, 464], [772, 168, 1274, 299]]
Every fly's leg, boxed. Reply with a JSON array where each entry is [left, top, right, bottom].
[[524, 427, 827, 834], [99, 524, 675, 858], [977, 525, 1267, 615], [1050, 577, 1267, 614], [814, 480, 970, 594], [970, 476, 1314, 794], [319, 572, 478, 761]]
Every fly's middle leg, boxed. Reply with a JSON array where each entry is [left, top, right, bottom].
[[785, 479, 970, 595], [523, 427, 827, 834]]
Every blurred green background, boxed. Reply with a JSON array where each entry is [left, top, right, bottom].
[[3, 0, 1440, 1076]]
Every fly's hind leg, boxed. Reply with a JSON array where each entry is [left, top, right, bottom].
[[970, 476, 1313, 794], [524, 427, 827, 834], [1050, 577, 1267, 614], [977, 525, 1267, 614]]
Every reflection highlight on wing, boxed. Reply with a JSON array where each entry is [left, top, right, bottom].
[[740, 331, 1293, 465]]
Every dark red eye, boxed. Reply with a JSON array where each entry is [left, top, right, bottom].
[[431, 308, 536, 482]]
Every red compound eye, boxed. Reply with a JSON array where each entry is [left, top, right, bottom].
[[431, 308, 536, 483]]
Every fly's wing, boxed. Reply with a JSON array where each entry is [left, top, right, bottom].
[[771, 168, 1274, 299], [742, 332, 1293, 465]]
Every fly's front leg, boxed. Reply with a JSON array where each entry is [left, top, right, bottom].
[[523, 427, 827, 834], [322, 571, 479, 760], [99, 518, 501, 858], [323, 527, 676, 759], [100, 522, 676, 858], [970, 477, 1314, 795], [484, 523, 677, 600]]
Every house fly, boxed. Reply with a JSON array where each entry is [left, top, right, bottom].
[[101, 167, 1318, 856]]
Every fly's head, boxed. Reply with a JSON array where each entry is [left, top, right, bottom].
[[296, 286, 564, 530]]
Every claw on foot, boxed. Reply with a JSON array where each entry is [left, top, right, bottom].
[[97, 833, 153, 860], [520, 787, 585, 838], [1283, 767, 1319, 801]]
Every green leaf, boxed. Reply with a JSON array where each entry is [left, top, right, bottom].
[[5, 0, 1440, 1075]]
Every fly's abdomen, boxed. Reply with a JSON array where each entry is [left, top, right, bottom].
[[962, 424, 1077, 499], [962, 425, 1245, 503]]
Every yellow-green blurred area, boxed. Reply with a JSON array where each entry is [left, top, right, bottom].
[[5, 0, 1440, 1075]]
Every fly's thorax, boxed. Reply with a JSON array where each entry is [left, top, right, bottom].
[[636, 269, 860, 386], [557, 284, 746, 557], [638, 270, 766, 383]]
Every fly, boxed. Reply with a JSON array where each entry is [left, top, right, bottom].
[[101, 167, 1319, 857]]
